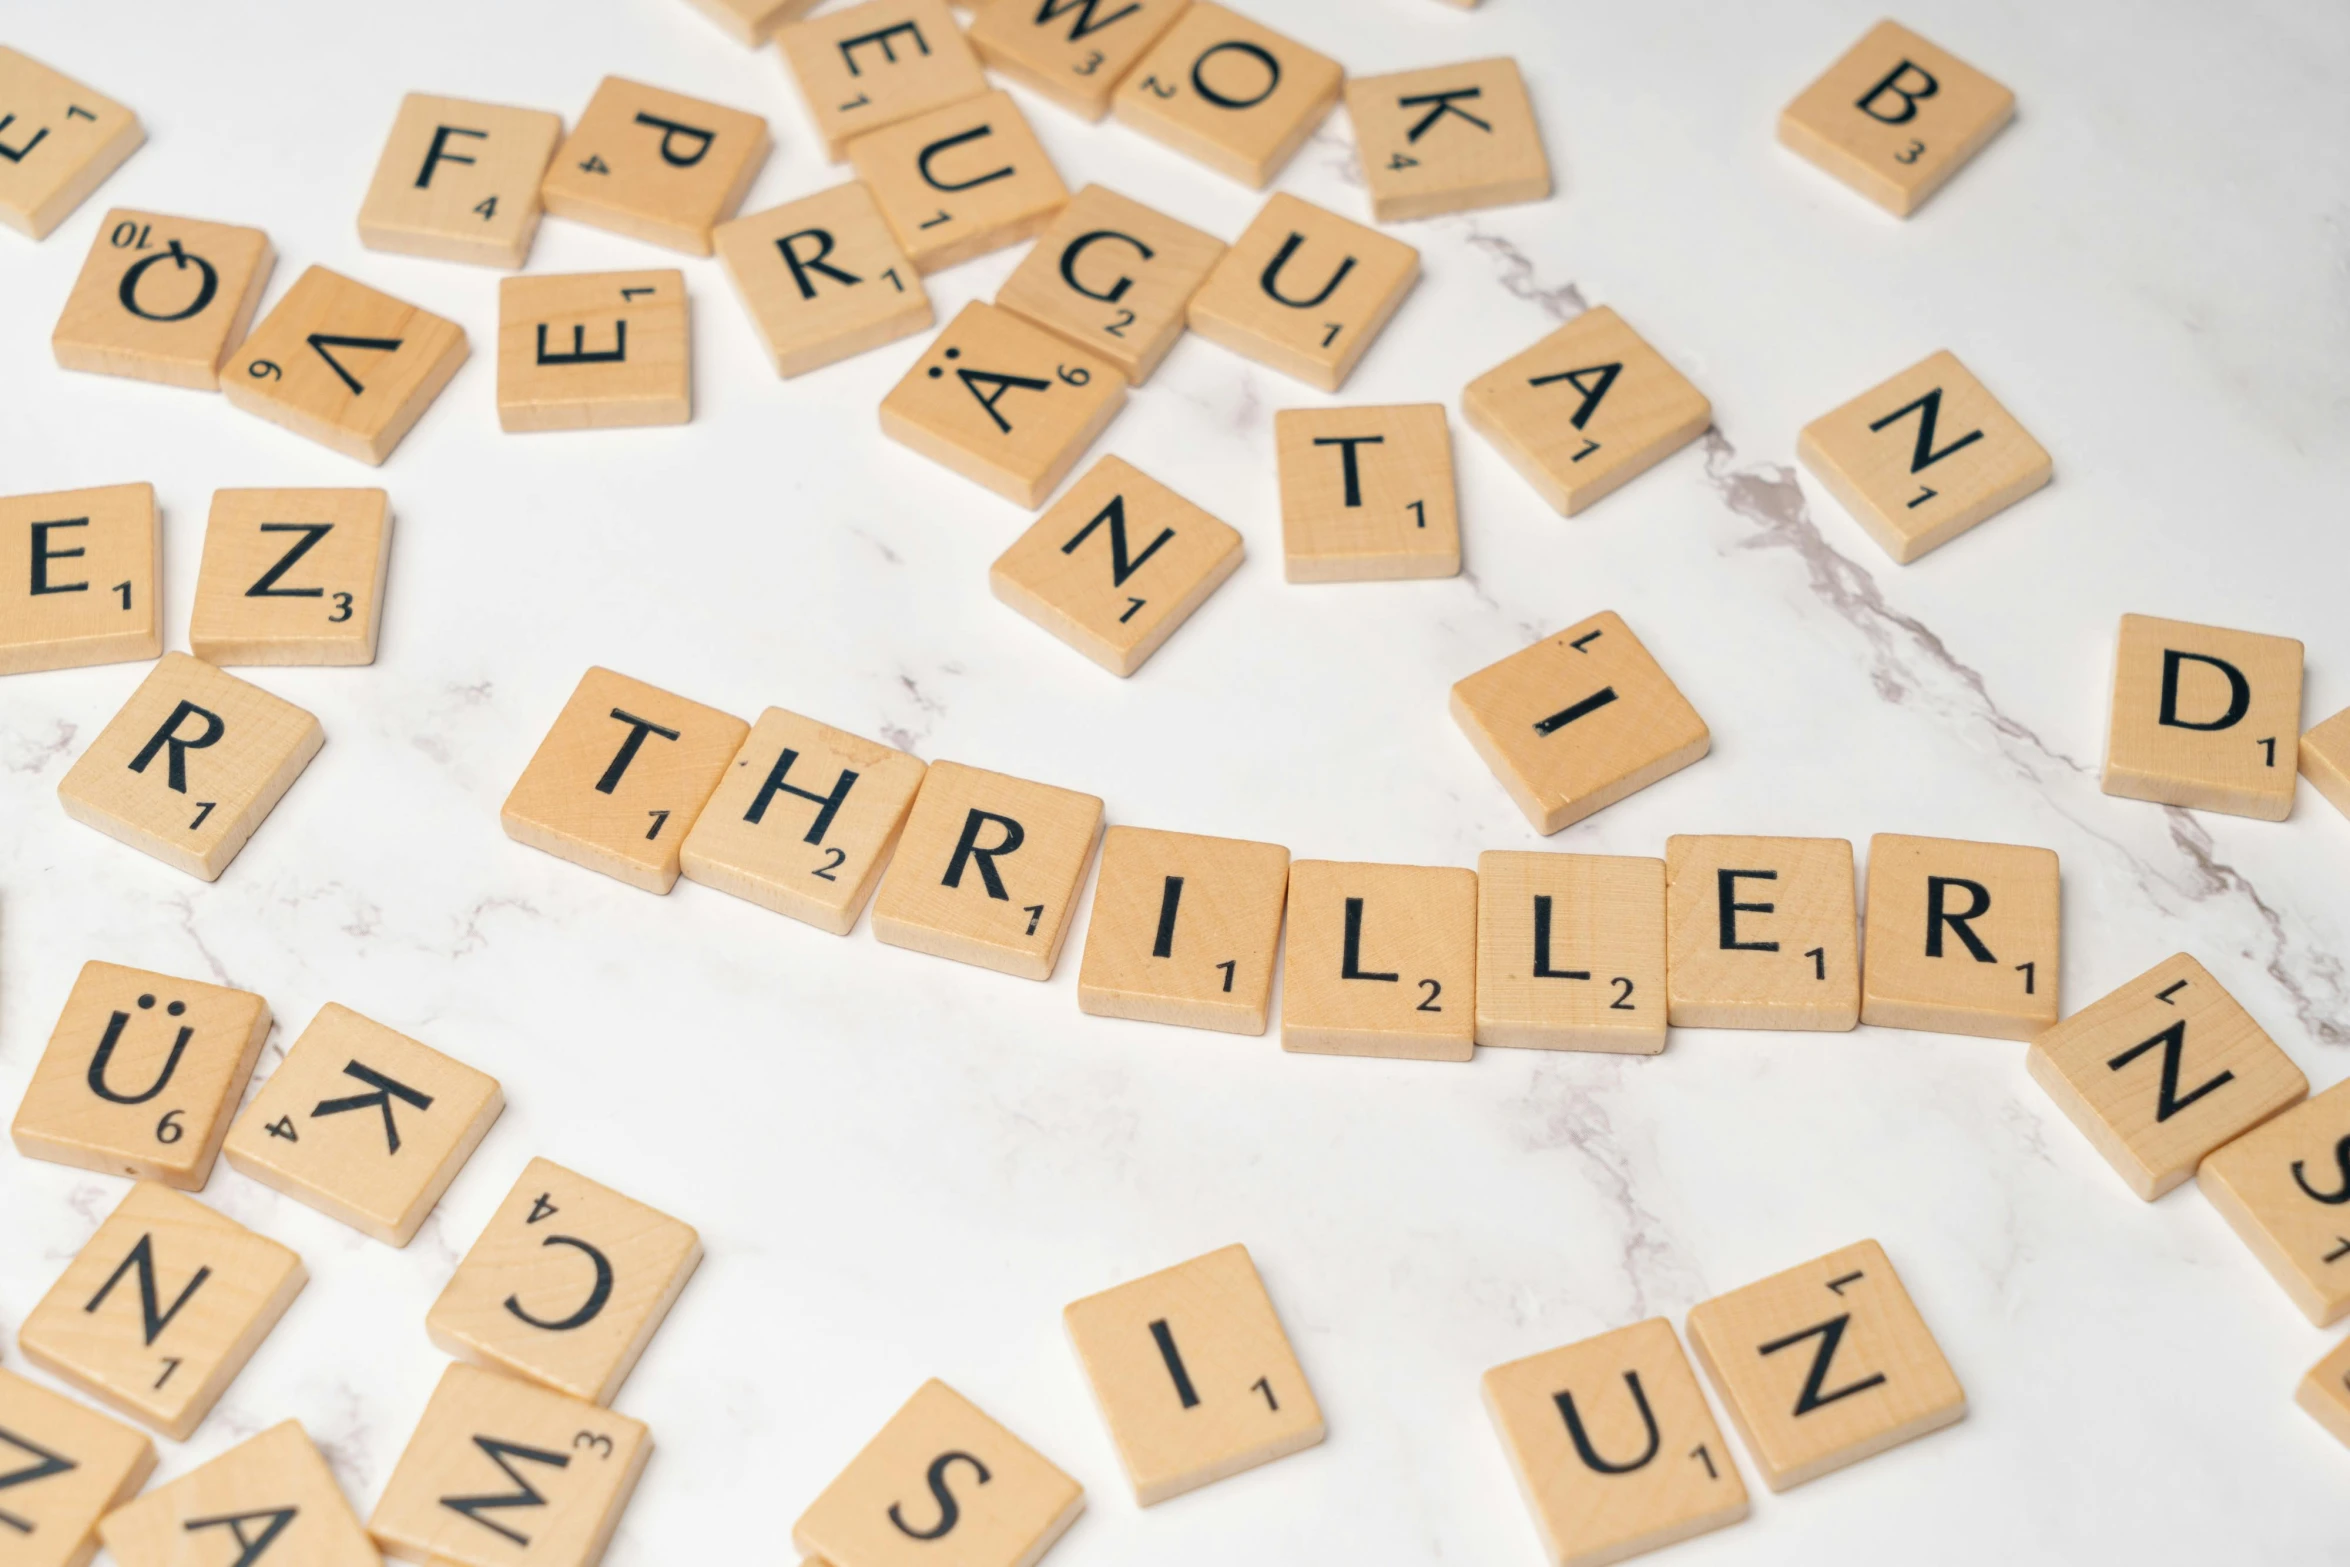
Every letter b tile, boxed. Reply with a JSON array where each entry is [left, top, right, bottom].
[[427, 1156, 702, 1406], [2103, 613, 2304, 821], [51, 209, 273, 390], [1778, 20, 2013, 217]]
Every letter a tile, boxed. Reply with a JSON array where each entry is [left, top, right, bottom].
[[501, 666, 749, 894], [990, 456, 1244, 676], [99, 1420, 374, 1567], [2302, 704, 2350, 822], [1859, 834, 2058, 1039], [358, 93, 565, 269], [0, 1367, 155, 1567], [1779, 20, 2013, 217], [1798, 350, 2050, 563], [1450, 612, 1709, 834], [2102, 614, 2304, 821], [1064, 1244, 1324, 1504], [870, 759, 1104, 980], [58, 653, 325, 881], [1664, 836, 1858, 1031], [1347, 58, 1551, 222], [680, 706, 928, 935], [1483, 1318, 1748, 1565], [794, 1379, 1084, 1567], [0, 482, 160, 676], [1685, 1240, 1964, 1493], [1111, 3, 1341, 187], [1463, 307, 1711, 517], [880, 301, 1126, 508], [18, 1183, 305, 1441], [2200, 1078, 2350, 1326], [2027, 953, 2307, 1200], [2298, 1336, 2350, 1454], [188, 487, 394, 667], [368, 1362, 650, 1567], [970, 0, 1189, 121], [1282, 860, 1477, 1062], [12, 959, 271, 1189], [1187, 194, 1418, 392], [498, 270, 692, 431], [1474, 852, 1667, 1055], [223, 1003, 503, 1247], [427, 1156, 701, 1406], [714, 183, 932, 377], [52, 210, 273, 390], [996, 185, 1227, 385], [0, 49, 143, 240], [1078, 826, 1290, 1035], [848, 90, 1068, 274], [541, 78, 769, 255], [1275, 405, 1459, 582], [220, 265, 469, 465], [779, 0, 990, 161]]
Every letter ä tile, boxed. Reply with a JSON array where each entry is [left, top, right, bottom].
[[219, 265, 469, 466], [794, 1380, 1083, 1567], [368, 1362, 650, 1567], [1860, 834, 2058, 1039], [2103, 613, 2304, 821], [11, 959, 271, 1189], [428, 1157, 701, 1407], [1483, 1318, 1747, 1566], [98, 1420, 373, 1567], [1664, 836, 1858, 1031], [1187, 194, 1418, 392], [1685, 1240, 1964, 1493], [848, 90, 1068, 274], [1347, 57, 1552, 222], [1110, 3, 1340, 187], [2200, 1077, 2350, 1326], [18, 1183, 305, 1441], [779, 0, 989, 162], [1281, 860, 1478, 1062], [52, 209, 273, 390], [0, 1366, 155, 1567], [1276, 404, 1459, 582], [498, 270, 691, 432], [1779, 20, 2014, 217], [1474, 852, 1668, 1055], [500, 666, 749, 894], [970, 0, 1189, 121], [57, 653, 325, 881], [359, 93, 565, 269], [189, 487, 393, 666], [996, 184, 1227, 385], [1077, 826, 1290, 1035], [714, 183, 933, 377], [2026, 953, 2306, 1200], [0, 48, 143, 240], [541, 77, 768, 255], [0, 482, 160, 676]]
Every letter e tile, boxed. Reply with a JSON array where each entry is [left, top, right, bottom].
[[0, 483, 160, 676], [498, 270, 691, 431]]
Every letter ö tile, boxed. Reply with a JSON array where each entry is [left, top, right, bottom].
[[1664, 836, 1858, 1031], [0, 48, 142, 240], [52, 209, 272, 390], [498, 270, 691, 431]]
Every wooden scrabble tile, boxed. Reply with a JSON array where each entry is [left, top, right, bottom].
[[714, 183, 932, 377], [1275, 404, 1457, 583], [1186, 195, 1418, 392], [1474, 852, 1667, 1055], [1450, 612, 1710, 835], [879, 301, 1126, 508], [684, 0, 820, 46], [540, 77, 768, 255], [2298, 1335, 2350, 1454], [1797, 350, 2050, 564], [427, 1157, 700, 1407], [679, 706, 928, 935], [18, 1183, 304, 1441], [0, 1366, 155, 1567], [220, 264, 469, 465], [2304, 705, 2350, 822], [996, 185, 1226, 385], [1664, 836, 1858, 1031], [58, 653, 324, 882], [2200, 1078, 2350, 1326], [1347, 58, 1551, 222], [1779, 20, 2013, 218], [1064, 1243, 1323, 1503], [0, 482, 159, 676], [847, 90, 1068, 273], [368, 1361, 649, 1567], [989, 456, 1243, 675], [187, 487, 393, 666], [779, 0, 990, 161], [11, 959, 271, 1189], [357, 93, 564, 268], [98, 1420, 373, 1567], [1281, 860, 1477, 1062], [794, 1379, 1083, 1567], [0, 49, 142, 240], [51, 211, 272, 390], [1111, 4, 1341, 187], [1483, 1318, 1748, 1565], [498, 270, 690, 432], [1077, 826, 1289, 1035], [969, 0, 1190, 121], [2027, 953, 2307, 1200], [500, 666, 749, 895], [1686, 1240, 1962, 1492], [2102, 614, 2304, 821], [870, 759, 1104, 980], [1860, 834, 2058, 1039], [1462, 307, 1711, 517], [222, 1003, 503, 1247]]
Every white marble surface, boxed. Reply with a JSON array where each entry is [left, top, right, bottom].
[[3, 0, 2347, 1560]]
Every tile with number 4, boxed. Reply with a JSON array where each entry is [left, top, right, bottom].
[[1065, 1244, 1323, 1504], [0, 1366, 154, 1567], [779, 0, 989, 161], [1078, 826, 1290, 1035], [1860, 834, 2058, 1039], [970, 0, 1189, 122], [1779, 20, 2013, 217], [189, 487, 393, 667], [1188, 195, 1418, 392], [1282, 860, 1477, 1062], [2027, 953, 2307, 1200], [996, 185, 1226, 385], [1475, 852, 1667, 1055], [1665, 836, 1857, 1031], [52, 210, 272, 390], [223, 1003, 503, 1247], [1348, 58, 1551, 222], [714, 183, 931, 377], [0, 48, 142, 240], [849, 90, 1068, 274], [99, 1420, 374, 1567], [2102, 614, 2303, 822], [499, 270, 691, 432], [541, 77, 768, 255], [1112, 4, 1340, 187], [359, 93, 565, 268], [1276, 404, 1458, 583], [19, 1183, 304, 1441], [0, 482, 159, 676], [220, 264, 469, 465], [59, 653, 325, 881], [2201, 1078, 2350, 1326]]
